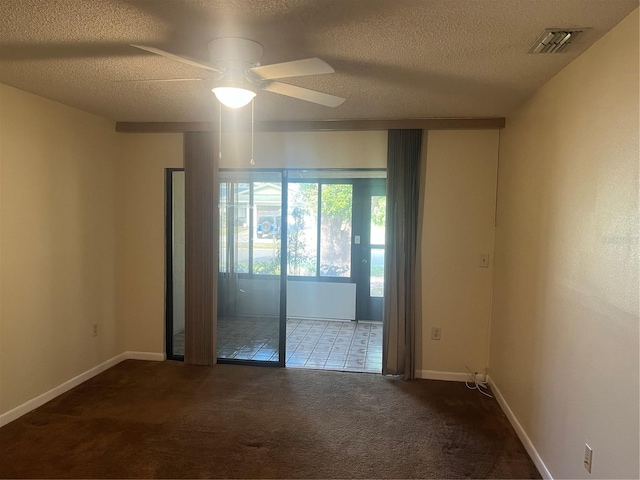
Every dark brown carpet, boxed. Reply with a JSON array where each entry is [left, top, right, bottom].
[[0, 360, 540, 479]]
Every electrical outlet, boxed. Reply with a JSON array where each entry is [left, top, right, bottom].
[[584, 444, 593, 474], [92, 323, 98, 337], [479, 253, 490, 268], [431, 327, 441, 340]]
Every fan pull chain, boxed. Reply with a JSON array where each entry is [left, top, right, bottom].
[[250, 98, 255, 166], [218, 102, 222, 161]]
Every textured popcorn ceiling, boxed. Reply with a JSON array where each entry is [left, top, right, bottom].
[[0, 0, 637, 122]]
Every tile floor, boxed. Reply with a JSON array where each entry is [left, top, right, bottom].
[[172, 317, 382, 373], [285, 318, 382, 373]]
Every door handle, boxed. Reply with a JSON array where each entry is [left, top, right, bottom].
[[362, 259, 368, 264]]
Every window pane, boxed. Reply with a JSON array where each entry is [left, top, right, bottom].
[[370, 195, 386, 245], [252, 181, 281, 275], [234, 183, 250, 274], [287, 183, 318, 276], [320, 184, 352, 277], [218, 182, 250, 274], [370, 248, 384, 297], [218, 183, 227, 273]]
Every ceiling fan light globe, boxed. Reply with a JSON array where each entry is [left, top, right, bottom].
[[212, 87, 256, 109]]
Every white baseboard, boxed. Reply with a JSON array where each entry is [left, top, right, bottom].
[[127, 351, 166, 361], [0, 351, 164, 428], [488, 376, 553, 480], [415, 369, 473, 382]]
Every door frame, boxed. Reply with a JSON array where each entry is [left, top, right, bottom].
[[353, 178, 386, 321], [164, 167, 386, 364], [216, 169, 287, 367]]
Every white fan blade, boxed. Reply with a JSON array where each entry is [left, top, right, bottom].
[[264, 82, 345, 107], [130, 44, 220, 72], [116, 78, 205, 83], [251, 58, 334, 80]]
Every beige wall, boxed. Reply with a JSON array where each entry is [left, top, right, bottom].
[[419, 130, 499, 375], [490, 9, 639, 479], [220, 131, 387, 169], [120, 128, 500, 373], [119, 133, 183, 354], [0, 85, 121, 414]]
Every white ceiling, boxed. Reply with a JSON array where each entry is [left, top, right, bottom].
[[0, 0, 637, 122]]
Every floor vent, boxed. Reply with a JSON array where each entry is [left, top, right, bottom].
[[529, 29, 585, 54]]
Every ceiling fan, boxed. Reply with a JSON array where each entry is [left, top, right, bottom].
[[128, 37, 345, 109]]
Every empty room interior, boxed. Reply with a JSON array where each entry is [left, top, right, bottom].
[[0, 1, 638, 479]]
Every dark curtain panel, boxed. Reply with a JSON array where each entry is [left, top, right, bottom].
[[184, 131, 218, 365], [383, 129, 424, 379]]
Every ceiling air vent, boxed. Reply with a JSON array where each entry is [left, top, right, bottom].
[[529, 29, 584, 54]]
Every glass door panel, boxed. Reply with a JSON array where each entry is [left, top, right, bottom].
[[166, 169, 185, 360], [370, 248, 385, 298], [217, 171, 285, 365], [287, 183, 318, 276], [369, 195, 386, 299], [320, 184, 352, 277], [370, 195, 386, 245]]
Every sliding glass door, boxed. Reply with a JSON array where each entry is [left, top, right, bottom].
[[217, 171, 286, 365], [165, 168, 384, 366]]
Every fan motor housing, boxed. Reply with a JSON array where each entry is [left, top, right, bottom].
[[208, 38, 265, 90], [208, 38, 264, 65], [212, 67, 258, 93]]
